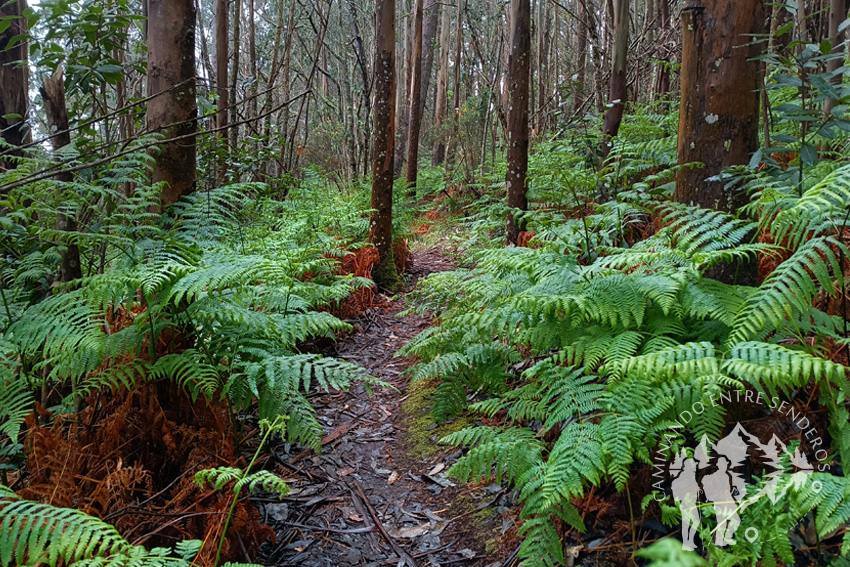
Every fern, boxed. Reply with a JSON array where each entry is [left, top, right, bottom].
[[0, 485, 207, 567]]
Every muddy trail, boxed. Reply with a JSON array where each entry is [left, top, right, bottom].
[[256, 248, 515, 567]]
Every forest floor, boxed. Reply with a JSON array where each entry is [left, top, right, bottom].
[[257, 247, 516, 567]]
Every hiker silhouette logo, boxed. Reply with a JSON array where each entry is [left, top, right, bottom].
[[668, 423, 817, 551]]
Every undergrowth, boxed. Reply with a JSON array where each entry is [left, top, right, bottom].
[[401, 106, 850, 566], [0, 146, 389, 565]]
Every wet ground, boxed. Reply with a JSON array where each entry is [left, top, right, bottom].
[[256, 248, 516, 567]]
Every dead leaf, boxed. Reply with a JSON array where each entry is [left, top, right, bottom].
[[388, 523, 430, 539], [348, 513, 364, 522], [427, 463, 445, 476], [338, 467, 356, 476]]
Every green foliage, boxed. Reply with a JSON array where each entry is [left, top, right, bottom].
[[636, 539, 708, 567], [0, 484, 210, 567], [404, 104, 850, 565]]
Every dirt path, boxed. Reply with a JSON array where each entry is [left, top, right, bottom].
[[257, 248, 510, 567]]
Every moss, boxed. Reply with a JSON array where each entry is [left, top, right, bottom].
[[400, 380, 471, 459], [372, 249, 402, 291]]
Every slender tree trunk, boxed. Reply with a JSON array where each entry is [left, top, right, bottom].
[[371, 0, 401, 289], [196, 0, 216, 84], [347, 0, 372, 174], [248, 0, 258, 141], [824, 0, 845, 115], [432, 3, 450, 165], [405, 0, 424, 190], [600, 0, 629, 158], [229, 0, 242, 154], [215, 0, 229, 179], [653, 0, 671, 106], [0, 0, 30, 170], [573, 0, 588, 113], [536, 0, 546, 135], [40, 67, 81, 282], [418, 0, 440, 115], [447, 0, 465, 166], [505, 0, 530, 246], [395, 2, 411, 177], [147, 0, 197, 207], [675, 0, 764, 283]]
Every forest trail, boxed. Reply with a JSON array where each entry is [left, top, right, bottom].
[[258, 248, 509, 567]]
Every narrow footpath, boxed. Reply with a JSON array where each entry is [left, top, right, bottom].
[[257, 248, 516, 567]]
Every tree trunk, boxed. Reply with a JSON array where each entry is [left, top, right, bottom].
[[40, 67, 81, 282], [600, 0, 629, 158], [418, 0, 440, 116], [347, 0, 372, 174], [229, 0, 242, 154], [505, 0, 530, 246], [824, 0, 845, 115], [215, 0, 229, 179], [432, 3, 450, 165], [370, 0, 401, 289], [536, 0, 546, 135], [653, 0, 671, 106], [0, 0, 30, 170], [394, 3, 411, 177], [147, 0, 197, 207], [573, 0, 588, 113], [675, 0, 764, 284], [404, 0, 424, 191], [447, 0, 465, 166]]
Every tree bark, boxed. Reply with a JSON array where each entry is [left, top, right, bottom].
[[347, 0, 372, 174], [432, 3, 450, 165], [824, 0, 845, 115], [600, 0, 629, 158], [215, 0, 229, 179], [40, 67, 81, 282], [229, 0, 242, 154], [573, 0, 588, 113], [0, 0, 30, 170], [675, 0, 764, 284], [505, 0, 530, 246], [394, 3, 411, 177], [370, 0, 401, 289], [404, 0, 425, 191], [447, 0, 465, 166], [418, 0, 440, 117], [147, 0, 197, 207]]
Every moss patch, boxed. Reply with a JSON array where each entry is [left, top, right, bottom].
[[400, 379, 471, 459]]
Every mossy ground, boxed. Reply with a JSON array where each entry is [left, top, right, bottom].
[[399, 379, 471, 459]]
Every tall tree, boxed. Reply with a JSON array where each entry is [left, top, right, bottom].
[[573, 0, 588, 113], [0, 0, 30, 170], [215, 0, 229, 180], [824, 0, 846, 115], [447, 0, 465, 166], [40, 67, 81, 282], [147, 0, 198, 207], [600, 0, 629, 157], [418, 0, 440, 116], [432, 3, 450, 165], [370, 0, 401, 289], [675, 0, 764, 283], [505, 0, 530, 246], [404, 0, 424, 190]]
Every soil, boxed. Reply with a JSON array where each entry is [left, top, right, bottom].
[[257, 248, 515, 567]]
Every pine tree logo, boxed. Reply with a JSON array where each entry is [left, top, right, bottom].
[[669, 423, 816, 550]]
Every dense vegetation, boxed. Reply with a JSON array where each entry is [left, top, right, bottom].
[[2, 0, 850, 566]]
